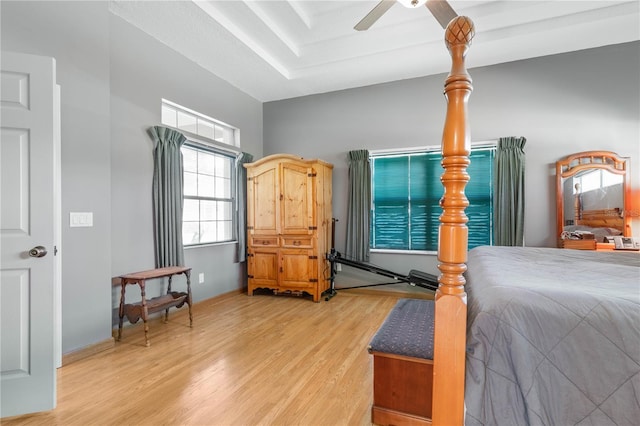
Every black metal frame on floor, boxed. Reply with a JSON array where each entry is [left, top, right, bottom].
[[323, 219, 438, 301]]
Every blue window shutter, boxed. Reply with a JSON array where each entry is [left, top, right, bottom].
[[409, 153, 441, 250], [371, 148, 494, 251], [371, 156, 409, 249], [467, 149, 494, 249]]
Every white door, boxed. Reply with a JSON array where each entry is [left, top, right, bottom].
[[1, 51, 57, 417]]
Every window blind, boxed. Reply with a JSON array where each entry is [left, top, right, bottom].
[[371, 148, 494, 251]]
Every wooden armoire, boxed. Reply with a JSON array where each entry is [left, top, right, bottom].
[[244, 154, 333, 302]]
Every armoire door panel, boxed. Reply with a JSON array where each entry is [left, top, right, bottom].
[[279, 250, 315, 289], [280, 163, 314, 235], [249, 167, 278, 235], [248, 249, 279, 286]]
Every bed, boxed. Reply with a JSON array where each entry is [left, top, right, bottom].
[[463, 246, 640, 425]]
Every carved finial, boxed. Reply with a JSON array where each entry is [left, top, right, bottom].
[[445, 16, 475, 48]]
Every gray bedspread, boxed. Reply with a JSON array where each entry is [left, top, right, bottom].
[[464, 246, 640, 426]]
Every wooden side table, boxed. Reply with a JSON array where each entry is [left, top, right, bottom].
[[117, 266, 192, 347]]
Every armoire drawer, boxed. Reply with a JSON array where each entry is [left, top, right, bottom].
[[250, 236, 279, 247], [281, 236, 313, 248]]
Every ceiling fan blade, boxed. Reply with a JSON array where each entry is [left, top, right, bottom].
[[354, 0, 396, 31], [426, 0, 458, 29]]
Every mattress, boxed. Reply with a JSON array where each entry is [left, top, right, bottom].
[[464, 246, 640, 425]]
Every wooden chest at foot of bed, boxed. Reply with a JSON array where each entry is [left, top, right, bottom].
[[368, 299, 435, 425], [371, 352, 433, 425]]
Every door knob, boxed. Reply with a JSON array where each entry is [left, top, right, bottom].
[[29, 246, 48, 258]]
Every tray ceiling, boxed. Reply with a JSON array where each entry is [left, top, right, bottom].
[[110, 1, 640, 102]]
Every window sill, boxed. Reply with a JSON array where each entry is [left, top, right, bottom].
[[371, 249, 438, 256], [184, 241, 237, 250]]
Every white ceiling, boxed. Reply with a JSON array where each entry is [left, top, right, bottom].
[[110, 0, 640, 102]]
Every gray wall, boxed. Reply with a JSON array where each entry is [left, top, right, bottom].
[[1, 1, 263, 354], [264, 41, 640, 276]]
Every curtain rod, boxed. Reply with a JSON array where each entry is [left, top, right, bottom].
[[370, 139, 497, 157], [182, 131, 241, 156]]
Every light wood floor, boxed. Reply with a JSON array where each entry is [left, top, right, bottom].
[[3, 288, 433, 426]]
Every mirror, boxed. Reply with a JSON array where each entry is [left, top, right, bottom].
[[556, 151, 630, 246]]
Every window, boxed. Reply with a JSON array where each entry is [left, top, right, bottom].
[[573, 169, 623, 193], [161, 100, 240, 246], [370, 146, 495, 252], [182, 145, 235, 245], [161, 99, 238, 147]]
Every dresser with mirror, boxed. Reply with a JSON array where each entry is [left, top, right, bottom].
[[556, 150, 631, 250]]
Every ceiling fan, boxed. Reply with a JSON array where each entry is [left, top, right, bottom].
[[354, 0, 458, 31]]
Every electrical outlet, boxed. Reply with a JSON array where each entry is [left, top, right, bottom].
[[198, 273, 205, 284]]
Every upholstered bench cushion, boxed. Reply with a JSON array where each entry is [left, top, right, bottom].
[[368, 298, 435, 359]]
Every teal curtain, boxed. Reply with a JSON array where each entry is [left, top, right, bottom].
[[346, 150, 371, 262], [494, 136, 527, 246], [235, 152, 254, 263], [149, 126, 186, 267]]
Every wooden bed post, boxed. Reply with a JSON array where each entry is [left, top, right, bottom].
[[432, 15, 475, 426]]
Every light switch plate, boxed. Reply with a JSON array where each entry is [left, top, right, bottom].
[[70, 212, 93, 227]]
